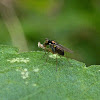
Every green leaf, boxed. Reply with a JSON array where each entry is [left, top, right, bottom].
[[0, 46, 100, 100]]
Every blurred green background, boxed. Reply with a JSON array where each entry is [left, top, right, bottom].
[[0, 0, 100, 66]]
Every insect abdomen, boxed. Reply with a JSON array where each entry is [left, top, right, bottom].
[[56, 47, 64, 56]]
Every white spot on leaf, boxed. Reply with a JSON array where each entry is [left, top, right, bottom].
[[25, 81, 28, 85], [24, 68, 28, 71], [49, 54, 60, 59], [21, 72, 25, 75], [16, 69, 19, 71], [33, 68, 39, 72], [21, 68, 29, 79], [7, 58, 30, 63], [32, 83, 37, 87]]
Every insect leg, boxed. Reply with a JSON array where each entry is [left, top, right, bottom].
[[40, 49, 47, 60], [41, 47, 49, 59], [42, 50, 50, 66], [46, 51, 50, 62], [56, 54, 57, 72], [65, 54, 73, 67]]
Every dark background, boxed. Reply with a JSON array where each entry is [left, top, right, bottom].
[[0, 0, 100, 66]]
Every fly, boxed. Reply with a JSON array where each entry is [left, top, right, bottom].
[[43, 38, 73, 55], [38, 38, 73, 71]]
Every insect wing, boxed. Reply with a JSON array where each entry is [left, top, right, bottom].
[[55, 44, 73, 53]]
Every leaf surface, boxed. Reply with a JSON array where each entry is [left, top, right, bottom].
[[0, 46, 100, 100]]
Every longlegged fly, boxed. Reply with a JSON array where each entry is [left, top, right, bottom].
[[38, 38, 73, 71]]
